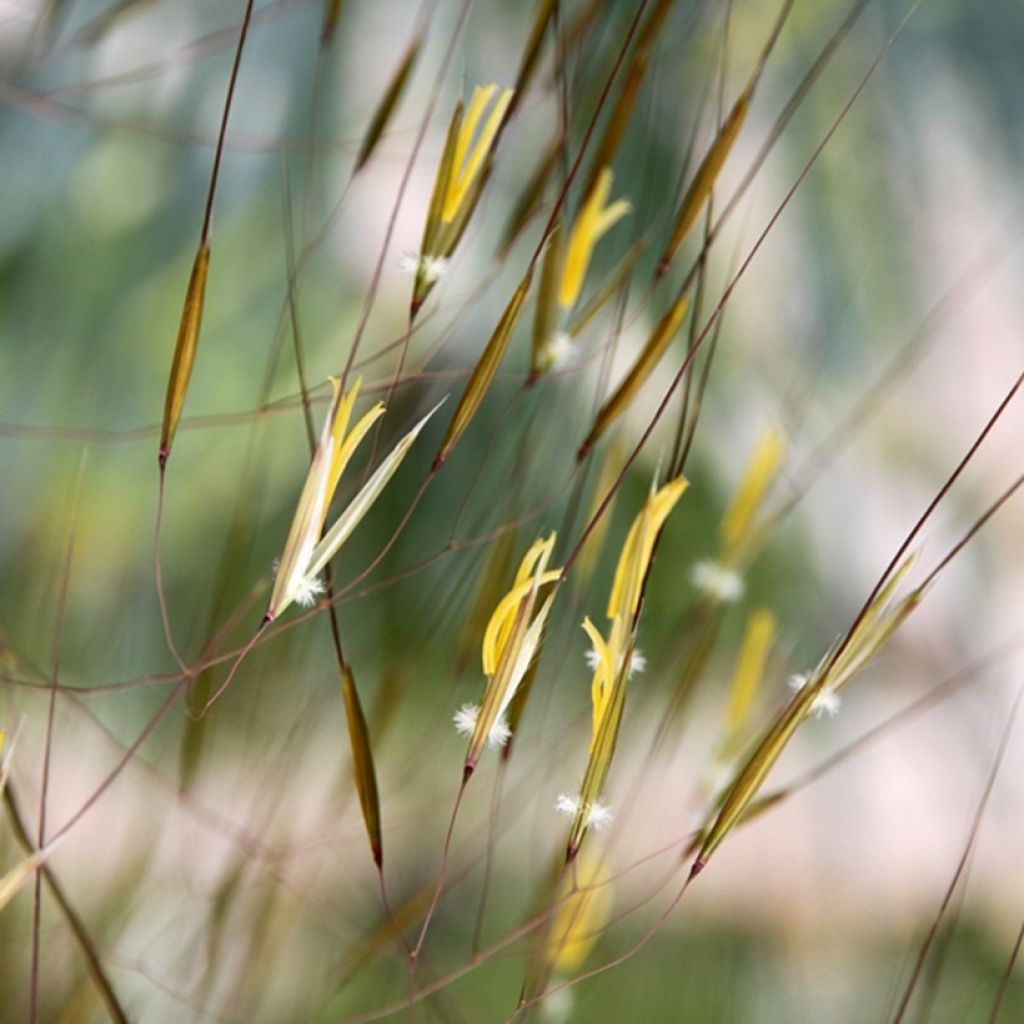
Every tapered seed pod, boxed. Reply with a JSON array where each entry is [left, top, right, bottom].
[[159, 242, 210, 466], [693, 558, 923, 874], [578, 292, 690, 459], [340, 663, 383, 864], [434, 268, 533, 468], [657, 81, 754, 276], [354, 32, 423, 173]]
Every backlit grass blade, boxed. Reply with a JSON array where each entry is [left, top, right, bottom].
[[721, 429, 786, 557], [268, 379, 381, 621], [412, 96, 462, 318], [695, 561, 923, 874], [442, 85, 513, 223], [456, 532, 519, 671], [465, 585, 534, 773], [462, 535, 561, 770], [694, 671, 818, 872], [725, 609, 776, 737], [559, 168, 631, 311]]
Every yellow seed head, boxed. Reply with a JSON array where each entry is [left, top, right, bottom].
[[441, 84, 514, 224], [725, 609, 776, 734], [608, 476, 688, 623], [559, 168, 631, 310], [547, 855, 613, 973], [720, 428, 786, 554]]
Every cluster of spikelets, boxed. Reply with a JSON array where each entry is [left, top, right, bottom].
[[126, 0, 1021, 1011]]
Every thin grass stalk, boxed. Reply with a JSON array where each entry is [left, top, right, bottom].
[[4, 786, 128, 1024]]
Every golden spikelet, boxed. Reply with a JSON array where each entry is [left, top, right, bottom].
[[159, 242, 210, 466]]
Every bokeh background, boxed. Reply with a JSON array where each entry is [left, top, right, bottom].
[[1, 0, 1023, 1020]]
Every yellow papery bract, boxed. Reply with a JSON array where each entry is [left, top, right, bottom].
[[305, 398, 444, 583], [328, 400, 385, 501], [720, 428, 785, 554], [441, 84, 514, 224], [268, 381, 351, 618], [267, 378, 434, 621], [466, 534, 562, 768], [482, 533, 558, 676], [608, 477, 688, 621], [559, 168, 631, 310], [696, 555, 922, 870], [725, 609, 776, 734], [547, 855, 613, 974], [564, 475, 688, 858], [582, 616, 614, 741]]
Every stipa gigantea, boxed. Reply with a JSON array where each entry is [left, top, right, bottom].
[[266, 376, 442, 624], [409, 83, 514, 318], [650, 430, 787, 750], [558, 168, 632, 313], [715, 607, 776, 763], [530, 168, 632, 379], [454, 533, 561, 777], [692, 555, 923, 876], [14, 0, 1024, 1011], [193, 379, 441, 720], [520, 851, 614, 1013], [159, 243, 210, 467], [560, 477, 687, 860], [690, 426, 787, 605]]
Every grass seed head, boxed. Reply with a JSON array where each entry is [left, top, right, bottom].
[[559, 168, 631, 311]]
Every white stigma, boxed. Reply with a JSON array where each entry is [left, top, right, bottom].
[[584, 647, 646, 679], [555, 792, 613, 829], [691, 559, 745, 603], [453, 703, 511, 746], [788, 672, 842, 718], [293, 574, 325, 608], [543, 331, 574, 371], [399, 251, 448, 283]]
